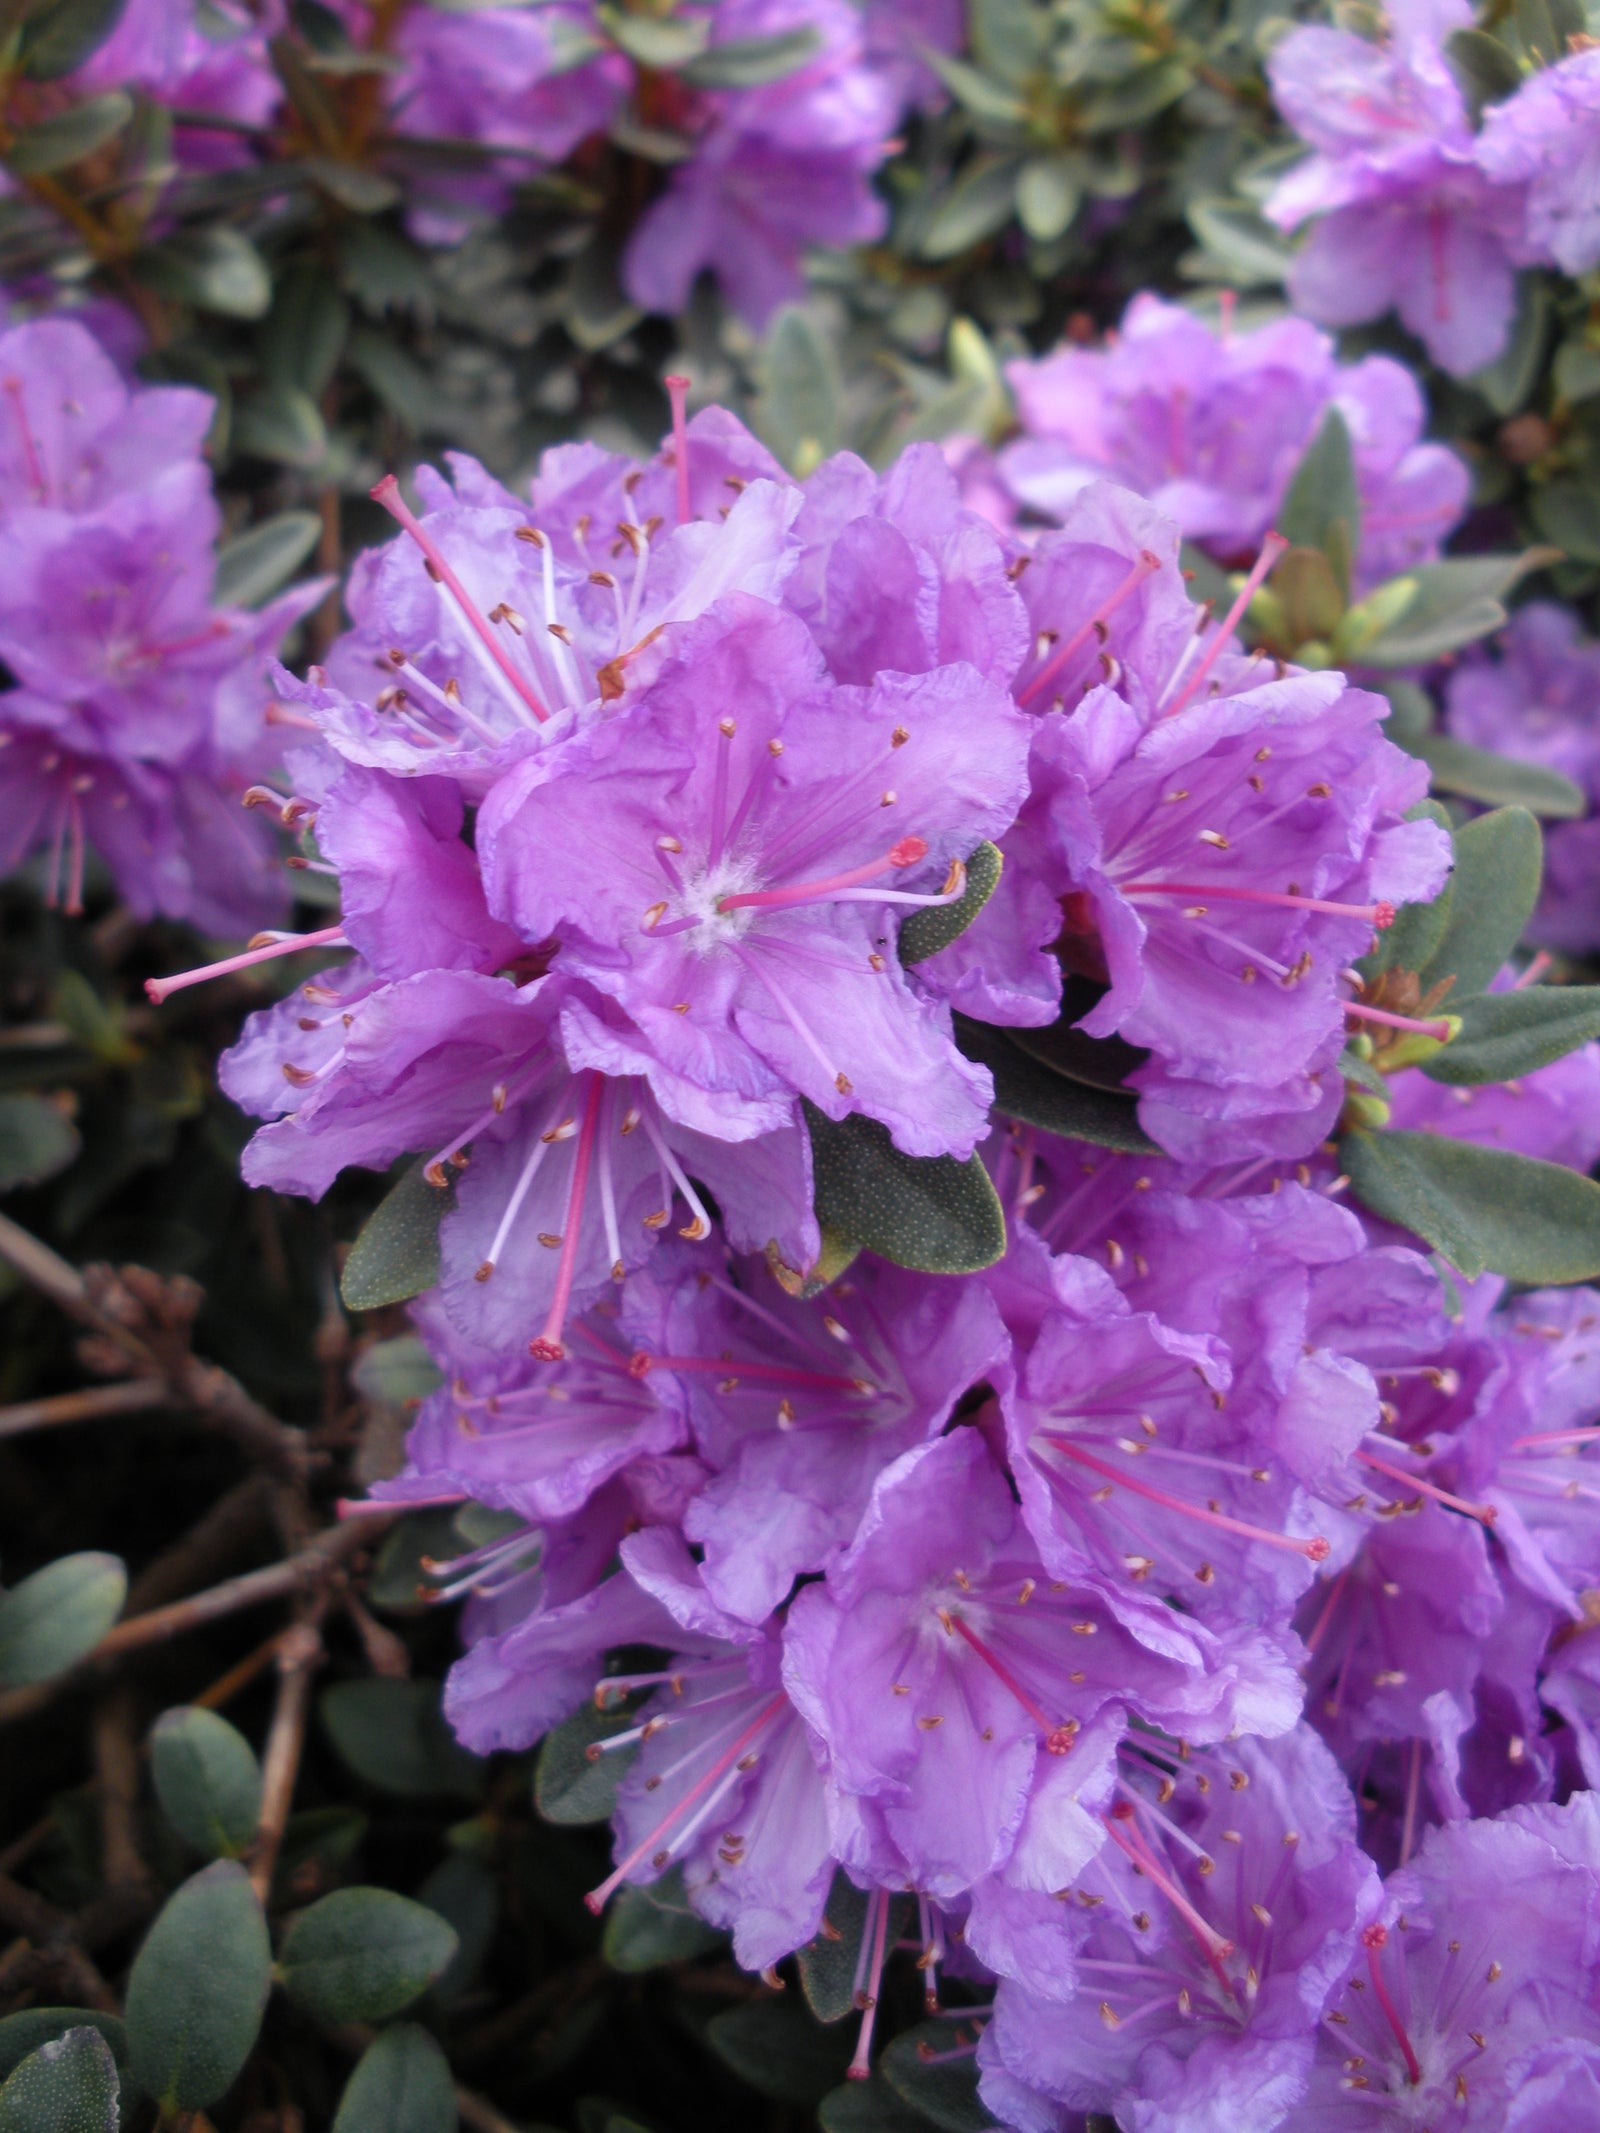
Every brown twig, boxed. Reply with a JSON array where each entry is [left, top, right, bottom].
[[91, 1684, 150, 1897], [0, 1511, 395, 1726], [0, 1872, 121, 2013], [0, 1377, 169, 1441], [248, 1616, 326, 1903]]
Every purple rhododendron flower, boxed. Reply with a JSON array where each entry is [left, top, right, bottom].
[[1477, 47, 1600, 277], [1265, 0, 1530, 374], [1000, 296, 1468, 592]]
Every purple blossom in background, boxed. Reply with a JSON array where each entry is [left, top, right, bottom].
[[73, 0, 281, 169], [1477, 47, 1600, 277], [619, 0, 898, 329], [1000, 296, 1469, 591], [1445, 604, 1600, 953], [1264, 0, 1530, 375]]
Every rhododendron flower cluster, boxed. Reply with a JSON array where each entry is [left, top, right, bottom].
[[0, 317, 320, 931], [119, 366, 1600, 2130]]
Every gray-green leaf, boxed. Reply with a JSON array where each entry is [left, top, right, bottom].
[[920, 157, 1022, 261], [1341, 1129, 1600, 1282], [125, 1862, 271, 2112], [321, 1678, 484, 1800], [341, 1161, 456, 1312], [150, 1707, 263, 1859], [900, 844, 1003, 965], [535, 1703, 639, 1826], [683, 26, 820, 87], [706, 2002, 854, 2104], [6, 93, 132, 175], [0, 2015, 125, 2092], [19, 0, 128, 80], [1276, 407, 1360, 600], [331, 2025, 457, 2133], [953, 1016, 1157, 1154], [0, 1553, 125, 1689], [882, 2020, 999, 2132], [137, 228, 273, 319], [0, 1095, 79, 1192], [1349, 553, 1556, 668], [804, 1104, 1006, 1274], [1410, 734, 1585, 819], [1422, 986, 1600, 1085], [233, 385, 328, 468], [0, 2028, 118, 2133], [1414, 805, 1542, 1001], [601, 1869, 725, 1972], [277, 1889, 458, 2023], [213, 511, 323, 610]]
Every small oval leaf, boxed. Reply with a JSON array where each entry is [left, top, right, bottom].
[[0, 2014, 126, 2091], [125, 1862, 271, 2112], [341, 1162, 456, 1312], [900, 844, 1003, 966], [0, 1095, 80, 1193], [1341, 1128, 1600, 1282], [150, 1707, 263, 1859], [0, 1554, 125, 1689], [213, 511, 323, 610], [535, 1703, 639, 1826], [6, 93, 132, 175], [804, 1104, 1006, 1274], [1422, 985, 1600, 1086], [331, 2025, 457, 2133], [1413, 734, 1585, 818], [0, 2027, 118, 2133], [1414, 805, 1542, 1002], [278, 1888, 458, 2023]]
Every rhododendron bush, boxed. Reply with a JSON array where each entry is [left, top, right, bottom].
[[7, 3, 1600, 2131]]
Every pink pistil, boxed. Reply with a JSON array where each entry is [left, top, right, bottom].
[[530, 1072, 604, 1362], [1121, 881, 1396, 928], [718, 836, 930, 913], [1018, 550, 1163, 709], [1357, 1448, 1497, 1526], [949, 1615, 1076, 1754], [1163, 532, 1289, 717], [584, 1694, 785, 1914], [1103, 1807, 1235, 1978], [145, 924, 349, 1004], [371, 475, 549, 725], [628, 1352, 864, 1393], [1042, 1433, 1330, 1561], [3, 376, 45, 499], [1343, 1001, 1453, 1041], [1362, 1924, 1423, 2085], [665, 373, 692, 527]]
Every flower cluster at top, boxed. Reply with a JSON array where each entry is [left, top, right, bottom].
[[0, 316, 321, 932], [30, 0, 958, 332], [1265, 0, 1600, 375], [120, 352, 1600, 2129], [987, 293, 1470, 593]]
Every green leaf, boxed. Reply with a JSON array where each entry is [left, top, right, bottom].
[[756, 306, 840, 475], [350, 1334, 445, 1406], [305, 156, 401, 213], [1445, 26, 1523, 116], [0, 1094, 79, 1191], [1079, 57, 1192, 132], [535, 1703, 639, 1826], [341, 1160, 456, 1312], [414, 1851, 497, 2011], [1469, 273, 1550, 414], [0, 1553, 125, 1688], [1533, 479, 1600, 565], [820, 2079, 930, 2133], [882, 2020, 999, 2132], [278, 1889, 458, 2023], [150, 1707, 262, 1860], [125, 1862, 271, 2113], [1341, 1129, 1600, 1281], [0, 2028, 118, 2133], [953, 1016, 1157, 1154], [1270, 544, 1346, 649], [601, 1868, 725, 1972], [1184, 198, 1295, 287], [260, 258, 351, 398], [1008, 1007, 1146, 1094], [682, 25, 821, 87], [1350, 553, 1559, 667], [1554, 339, 1600, 406], [321, 1678, 484, 1800], [797, 1880, 915, 2025], [347, 329, 438, 430], [919, 157, 1022, 262], [804, 1104, 1006, 1274], [920, 48, 1028, 125], [1276, 408, 1360, 599], [213, 511, 322, 610], [1409, 734, 1585, 819], [900, 844, 1003, 965], [1015, 156, 1080, 244], [5, 93, 132, 174], [18, 0, 128, 79], [1414, 806, 1542, 1001], [596, 4, 706, 66], [137, 228, 273, 318], [233, 385, 328, 468], [331, 2025, 457, 2133], [1421, 986, 1600, 1085], [706, 2002, 854, 2104], [0, 2016, 125, 2091]]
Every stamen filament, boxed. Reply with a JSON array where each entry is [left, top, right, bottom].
[[531, 1072, 604, 1361], [718, 837, 931, 912], [1042, 1434, 1330, 1561], [1344, 1001, 1453, 1040], [1018, 550, 1163, 709], [1357, 1449, 1497, 1526], [1162, 532, 1288, 717], [665, 374, 692, 527], [949, 1615, 1074, 1752], [1362, 1924, 1422, 2085], [629, 1353, 864, 1393], [145, 925, 349, 1004], [1119, 881, 1395, 928]]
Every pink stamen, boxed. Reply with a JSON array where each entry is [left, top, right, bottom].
[[1122, 882, 1395, 927], [3, 376, 45, 499], [371, 475, 549, 724], [1511, 1427, 1600, 1450], [1357, 1449, 1497, 1526], [1344, 1001, 1452, 1040], [1103, 1808, 1235, 1976], [1163, 533, 1289, 717], [664, 374, 692, 527], [135, 619, 231, 662], [1303, 1565, 1350, 1656], [847, 1889, 892, 2080], [718, 836, 930, 913], [64, 789, 85, 917], [1514, 951, 1552, 990], [530, 1072, 604, 1362], [1362, 1924, 1422, 2085], [145, 925, 349, 1004], [949, 1615, 1076, 1754], [628, 1352, 864, 1393], [1042, 1433, 1330, 1561], [584, 1694, 785, 1914], [1018, 550, 1164, 709]]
